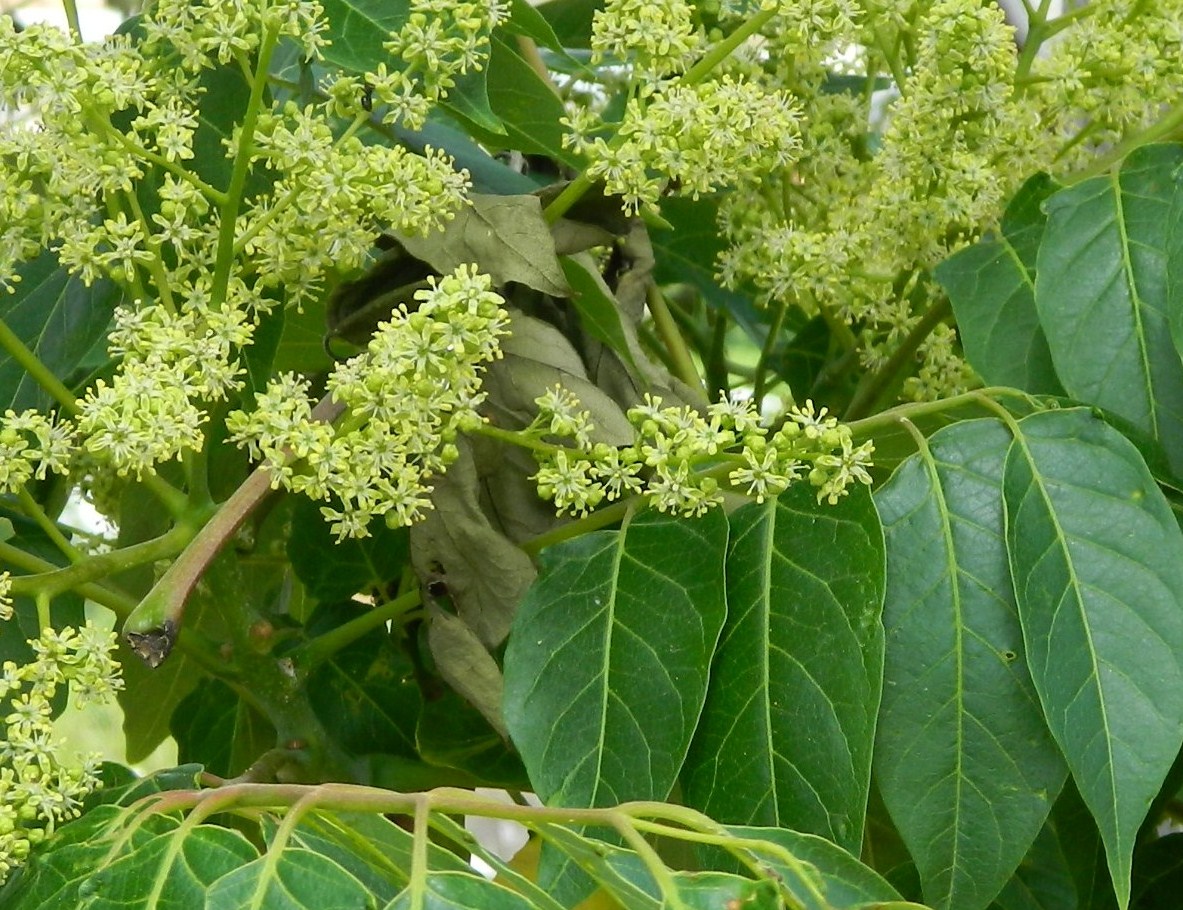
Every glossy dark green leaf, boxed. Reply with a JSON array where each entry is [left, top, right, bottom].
[[287, 496, 409, 603], [503, 507, 728, 808], [997, 777, 1118, 910], [318, 0, 408, 73], [384, 871, 538, 910], [874, 418, 1067, 910], [1130, 833, 1183, 910], [937, 173, 1064, 394], [682, 484, 884, 853], [535, 0, 600, 48], [416, 688, 529, 789], [0, 248, 120, 412], [77, 826, 258, 910], [272, 297, 334, 375], [478, 30, 581, 167], [651, 196, 765, 341], [1004, 409, 1183, 909], [305, 608, 423, 759], [204, 848, 371, 910], [170, 678, 277, 779], [1034, 144, 1183, 476]]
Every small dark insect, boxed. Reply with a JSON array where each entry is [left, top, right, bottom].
[[361, 81, 374, 112], [126, 619, 178, 669]]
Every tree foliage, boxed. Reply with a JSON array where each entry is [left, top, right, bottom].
[[2, 1, 1183, 909]]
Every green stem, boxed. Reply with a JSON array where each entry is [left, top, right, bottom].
[[470, 423, 577, 459], [6, 523, 194, 599], [122, 396, 344, 653], [291, 588, 421, 672], [121, 189, 176, 313], [845, 386, 1042, 441], [647, 286, 706, 399], [752, 296, 788, 411], [36, 590, 51, 631], [0, 317, 80, 416], [0, 541, 130, 612], [61, 0, 82, 41], [520, 500, 632, 556], [17, 487, 82, 564], [209, 26, 280, 311], [681, 8, 777, 86], [1065, 99, 1183, 183], [844, 296, 951, 420]]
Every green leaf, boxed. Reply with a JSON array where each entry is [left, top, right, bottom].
[[724, 826, 902, 909], [318, 0, 408, 73], [506, 0, 585, 71], [306, 602, 423, 759], [681, 484, 884, 853], [384, 871, 539, 910], [416, 688, 530, 789], [272, 297, 334, 375], [274, 809, 470, 903], [204, 847, 372, 910], [651, 196, 765, 341], [77, 826, 258, 910], [476, 29, 581, 167], [170, 678, 277, 779], [937, 173, 1064, 395], [393, 193, 571, 297], [409, 435, 540, 648], [1130, 833, 1183, 910], [991, 808, 1089, 910], [1034, 144, 1183, 477], [287, 495, 409, 603], [1004, 408, 1183, 909], [0, 248, 120, 412], [503, 507, 729, 807], [0, 808, 179, 910], [674, 872, 782, 909], [535, 0, 600, 48], [83, 764, 205, 812], [873, 418, 1068, 910], [560, 253, 644, 377], [426, 604, 509, 738], [317, 0, 502, 134]]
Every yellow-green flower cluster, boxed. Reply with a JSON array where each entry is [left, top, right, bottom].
[[566, 77, 802, 213], [227, 265, 509, 539], [0, 0, 473, 486], [141, 0, 328, 69], [0, 412, 72, 495], [1028, 2, 1183, 162], [0, 622, 122, 884], [591, 0, 703, 82], [529, 391, 873, 516], [379, 0, 506, 129]]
